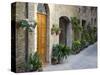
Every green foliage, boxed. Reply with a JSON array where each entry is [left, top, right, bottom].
[[71, 17, 82, 32], [51, 44, 71, 64], [72, 40, 81, 54], [81, 26, 97, 46], [27, 52, 42, 71], [80, 39, 86, 49], [20, 20, 29, 28], [80, 26, 97, 51], [71, 17, 82, 40], [19, 20, 37, 32], [51, 24, 61, 35]]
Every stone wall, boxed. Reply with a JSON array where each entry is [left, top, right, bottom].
[[28, 3, 36, 56], [48, 4, 79, 63], [79, 6, 97, 27], [15, 2, 36, 72], [16, 2, 26, 72]]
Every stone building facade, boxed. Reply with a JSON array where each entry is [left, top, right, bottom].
[[11, 2, 97, 72]]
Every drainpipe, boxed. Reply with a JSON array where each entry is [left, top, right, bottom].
[[25, 3, 29, 72]]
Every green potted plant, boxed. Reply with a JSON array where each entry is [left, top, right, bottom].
[[51, 44, 71, 64], [27, 52, 42, 72], [58, 44, 71, 64], [72, 40, 81, 54], [80, 39, 86, 49], [51, 24, 61, 35], [19, 19, 37, 32], [55, 28, 61, 35], [51, 44, 60, 64]]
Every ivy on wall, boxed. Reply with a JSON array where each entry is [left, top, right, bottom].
[[71, 17, 82, 40]]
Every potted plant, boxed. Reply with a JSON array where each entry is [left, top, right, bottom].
[[51, 24, 61, 35], [57, 44, 71, 64], [72, 40, 81, 54], [51, 44, 71, 64], [55, 28, 61, 35], [27, 52, 42, 72], [19, 19, 37, 32], [80, 39, 86, 49]]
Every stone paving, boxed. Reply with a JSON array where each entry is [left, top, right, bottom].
[[43, 43, 97, 71]]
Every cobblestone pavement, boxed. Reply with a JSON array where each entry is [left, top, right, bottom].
[[43, 43, 97, 71]]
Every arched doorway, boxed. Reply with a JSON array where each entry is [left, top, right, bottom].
[[59, 16, 72, 47], [37, 3, 49, 64]]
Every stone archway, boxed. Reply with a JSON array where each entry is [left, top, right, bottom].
[[59, 16, 72, 48]]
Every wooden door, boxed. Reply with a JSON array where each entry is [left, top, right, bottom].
[[59, 18, 67, 45], [37, 13, 47, 64]]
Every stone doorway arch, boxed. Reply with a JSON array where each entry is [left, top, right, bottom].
[[59, 16, 72, 48]]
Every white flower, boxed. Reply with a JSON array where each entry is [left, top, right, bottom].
[[23, 27, 26, 30], [25, 19, 29, 22], [29, 27, 34, 31]]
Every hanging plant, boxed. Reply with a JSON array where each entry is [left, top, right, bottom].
[[19, 19, 37, 32], [51, 24, 61, 35], [55, 28, 61, 35]]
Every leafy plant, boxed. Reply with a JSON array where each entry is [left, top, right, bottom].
[[27, 52, 42, 72], [71, 17, 82, 40], [51, 44, 71, 64], [72, 40, 81, 54], [80, 39, 86, 49], [19, 19, 37, 32], [71, 17, 82, 32], [86, 26, 97, 44], [51, 24, 61, 35]]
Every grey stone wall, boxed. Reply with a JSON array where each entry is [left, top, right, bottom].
[[48, 4, 79, 63], [78, 6, 97, 41], [28, 3, 36, 56], [16, 2, 26, 72], [15, 2, 36, 72], [79, 6, 97, 27]]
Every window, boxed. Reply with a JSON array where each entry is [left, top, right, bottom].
[[83, 6, 86, 13], [37, 3, 46, 14]]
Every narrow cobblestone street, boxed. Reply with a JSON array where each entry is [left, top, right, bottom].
[[43, 43, 97, 71]]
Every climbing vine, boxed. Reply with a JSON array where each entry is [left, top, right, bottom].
[[71, 17, 82, 40]]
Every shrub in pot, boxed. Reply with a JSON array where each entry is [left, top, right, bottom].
[[51, 44, 62, 64], [27, 52, 42, 72], [72, 40, 81, 54], [51, 44, 71, 64], [51, 24, 61, 35], [80, 39, 86, 49]]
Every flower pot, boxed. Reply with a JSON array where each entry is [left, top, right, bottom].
[[51, 30, 55, 35], [51, 57, 58, 65], [56, 30, 61, 35]]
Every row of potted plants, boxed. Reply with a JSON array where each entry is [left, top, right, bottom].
[[51, 28, 97, 64], [71, 28, 97, 54]]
